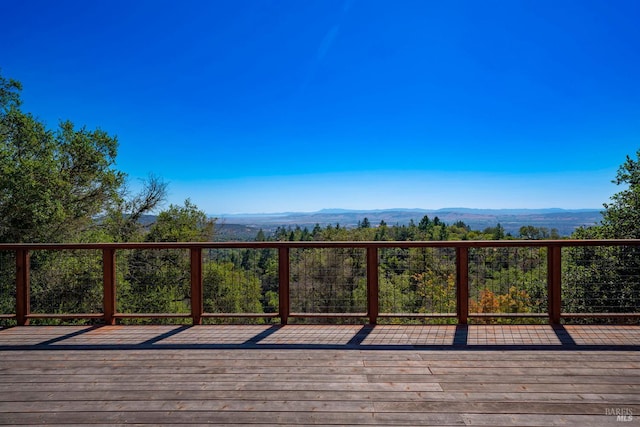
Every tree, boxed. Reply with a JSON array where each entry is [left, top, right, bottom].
[[418, 215, 431, 231], [103, 175, 168, 242], [0, 72, 125, 242], [519, 225, 541, 240], [255, 229, 266, 242], [0, 72, 21, 114], [146, 199, 215, 242], [359, 217, 371, 229], [601, 149, 640, 238], [492, 223, 505, 240], [563, 151, 640, 319]]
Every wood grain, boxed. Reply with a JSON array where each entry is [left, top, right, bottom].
[[0, 325, 638, 425]]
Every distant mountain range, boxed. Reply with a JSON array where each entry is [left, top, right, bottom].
[[213, 208, 603, 240]]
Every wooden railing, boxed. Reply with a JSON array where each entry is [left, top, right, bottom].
[[0, 240, 639, 325]]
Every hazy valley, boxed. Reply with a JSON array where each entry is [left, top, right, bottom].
[[213, 208, 603, 240]]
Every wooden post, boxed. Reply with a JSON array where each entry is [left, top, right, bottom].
[[279, 246, 290, 325], [456, 247, 469, 325], [367, 247, 379, 325], [16, 249, 30, 326], [103, 248, 116, 325], [190, 248, 203, 325], [547, 245, 562, 325]]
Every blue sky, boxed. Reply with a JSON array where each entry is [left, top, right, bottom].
[[2, 0, 639, 214]]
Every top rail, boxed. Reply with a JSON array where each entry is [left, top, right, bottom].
[[0, 239, 639, 250]]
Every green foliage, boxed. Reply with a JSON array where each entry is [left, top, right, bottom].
[[601, 149, 640, 238], [0, 72, 22, 113], [562, 244, 640, 318], [118, 248, 191, 319], [203, 261, 263, 315], [146, 199, 215, 242], [0, 79, 124, 242], [0, 71, 166, 244], [27, 250, 103, 324], [379, 273, 412, 313], [266, 216, 495, 243], [414, 272, 457, 314], [519, 225, 559, 240], [0, 251, 16, 321], [358, 217, 371, 228], [565, 151, 640, 321]]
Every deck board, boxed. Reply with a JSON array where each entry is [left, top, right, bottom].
[[0, 325, 639, 426]]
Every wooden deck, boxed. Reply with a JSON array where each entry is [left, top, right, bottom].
[[0, 324, 639, 426]]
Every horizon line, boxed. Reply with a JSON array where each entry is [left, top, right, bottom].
[[211, 206, 604, 217]]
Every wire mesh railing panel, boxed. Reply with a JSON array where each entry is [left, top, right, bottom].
[[29, 249, 102, 317], [290, 248, 367, 315], [116, 248, 191, 317], [562, 245, 640, 316], [0, 251, 16, 319], [378, 247, 456, 316], [202, 248, 276, 319], [0, 241, 638, 326], [468, 247, 547, 322]]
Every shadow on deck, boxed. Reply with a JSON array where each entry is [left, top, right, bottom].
[[1, 324, 639, 351]]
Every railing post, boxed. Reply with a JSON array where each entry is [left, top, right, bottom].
[[367, 246, 379, 325], [279, 246, 290, 325], [456, 247, 469, 325], [190, 248, 203, 325], [103, 248, 117, 325], [547, 245, 562, 325], [16, 249, 30, 326]]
